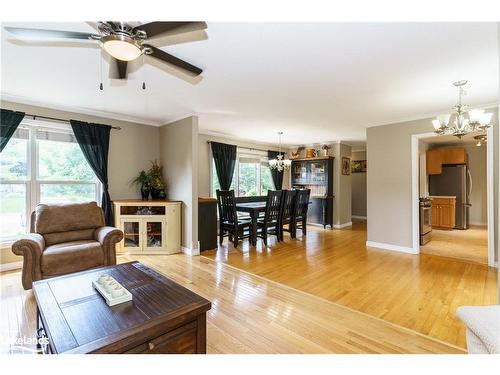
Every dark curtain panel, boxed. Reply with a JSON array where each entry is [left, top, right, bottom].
[[211, 142, 237, 190], [268, 150, 284, 190], [70, 120, 113, 225], [1, 109, 25, 152]]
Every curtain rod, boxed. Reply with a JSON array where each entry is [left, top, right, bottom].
[[24, 113, 122, 130], [206, 140, 285, 154]]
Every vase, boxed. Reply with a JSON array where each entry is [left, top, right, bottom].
[[140, 186, 150, 201], [322, 149, 328, 157], [158, 190, 166, 199], [150, 188, 161, 200]]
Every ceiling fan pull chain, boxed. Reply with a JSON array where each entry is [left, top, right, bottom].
[[142, 54, 146, 90], [98, 49, 103, 91]]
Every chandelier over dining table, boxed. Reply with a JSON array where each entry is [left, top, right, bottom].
[[269, 131, 292, 172], [432, 80, 493, 139]]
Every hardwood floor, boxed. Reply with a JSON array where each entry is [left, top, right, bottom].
[[0, 254, 464, 354], [420, 225, 488, 265], [203, 221, 498, 348]]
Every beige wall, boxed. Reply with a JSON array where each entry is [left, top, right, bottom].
[[367, 107, 498, 259], [465, 144, 488, 226], [198, 134, 290, 197], [351, 150, 367, 218], [160, 116, 199, 251], [1, 100, 161, 265]]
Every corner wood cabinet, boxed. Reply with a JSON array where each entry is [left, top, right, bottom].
[[113, 200, 181, 255], [291, 157, 334, 228], [431, 197, 456, 230]]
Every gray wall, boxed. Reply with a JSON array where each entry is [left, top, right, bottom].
[[332, 143, 352, 225], [351, 150, 367, 218], [159, 116, 199, 251], [465, 144, 488, 226], [197, 134, 290, 198], [367, 108, 498, 259]]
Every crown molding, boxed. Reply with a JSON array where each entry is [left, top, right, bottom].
[[1, 92, 162, 127]]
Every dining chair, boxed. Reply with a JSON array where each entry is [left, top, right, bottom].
[[279, 189, 297, 241], [256, 190, 283, 246], [216, 190, 252, 248], [292, 189, 311, 238]]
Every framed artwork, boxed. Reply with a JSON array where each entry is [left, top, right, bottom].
[[351, 160, 367, 173], [342, 157, 351, 175]]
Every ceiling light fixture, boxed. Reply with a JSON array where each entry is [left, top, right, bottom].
[[432, 80, 493, 140], [101, 35, 143, 61], [269, 132, 291, 172], [473, 134, 487, 147]]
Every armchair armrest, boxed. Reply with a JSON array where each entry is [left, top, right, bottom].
[[11, 233, 45, 290], [94, 226, 124, 266], [94, 226, 123, 245]]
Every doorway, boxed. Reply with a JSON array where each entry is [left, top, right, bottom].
[[411, 128, 495, 266]]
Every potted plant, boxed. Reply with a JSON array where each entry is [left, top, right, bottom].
[[148, 160, 166, 200], [321, 144, 330, 156], [131, 170, 152, 200]]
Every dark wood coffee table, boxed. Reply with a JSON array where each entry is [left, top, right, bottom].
[[32, 261, 211, 354]]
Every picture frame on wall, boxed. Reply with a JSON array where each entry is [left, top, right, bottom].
[[342, 157, 351, 175], [351, 160, 367, 173]]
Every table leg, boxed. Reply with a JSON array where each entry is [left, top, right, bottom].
[[251, 210, 257, 246]]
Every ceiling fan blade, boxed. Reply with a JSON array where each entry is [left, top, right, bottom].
[[144, 44, 202, 76], [109, 58, 128, 79], [4, 26, 97, 40], [134, 22, 207, 39]]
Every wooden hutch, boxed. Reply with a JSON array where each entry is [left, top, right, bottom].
[[291, 157, 334, 228], [113, 200, 181, 255]]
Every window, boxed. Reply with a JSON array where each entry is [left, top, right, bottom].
[[210, 149, 275, 197], [0, 121, 99, 241]]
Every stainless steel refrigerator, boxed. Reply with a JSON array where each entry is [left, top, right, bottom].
[[428, 165, 471, 229]]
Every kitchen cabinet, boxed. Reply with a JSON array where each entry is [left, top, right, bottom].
[[113, 200, 181, 255], [430, 197, 456, 230], [426, 147, 467, 175]]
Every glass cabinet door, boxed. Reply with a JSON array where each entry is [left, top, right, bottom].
[[143, 219, 165, 251], [120, 219, 141, 250]]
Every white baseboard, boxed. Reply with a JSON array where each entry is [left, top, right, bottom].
[[366, 241, 417, 254], [182, 246, 200, 257], [351, 215, 367, 220], [469, 222, 487, 227], [0, 261, 23, 272], [333, 222, 353, 229]]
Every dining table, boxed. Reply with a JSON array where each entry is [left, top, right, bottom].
[[235, 201, 267, 246]]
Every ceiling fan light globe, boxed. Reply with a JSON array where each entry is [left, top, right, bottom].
[[102, 35, 142, 62]]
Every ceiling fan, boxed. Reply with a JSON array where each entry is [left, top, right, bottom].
[[4, 21, 207, 80]]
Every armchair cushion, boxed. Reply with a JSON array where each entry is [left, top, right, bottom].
[[41, 240, 104, 276]]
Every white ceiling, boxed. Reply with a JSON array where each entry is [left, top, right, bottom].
[[1, 22, 498, 146]]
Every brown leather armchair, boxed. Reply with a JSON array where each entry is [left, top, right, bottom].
[[12, 202, 123, 290]]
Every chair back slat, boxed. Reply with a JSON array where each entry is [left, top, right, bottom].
[[216, 190, 237, 223], [293, 189, 311, 219], [264, 190, 283, 223], [280, 190, 296, 222]]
